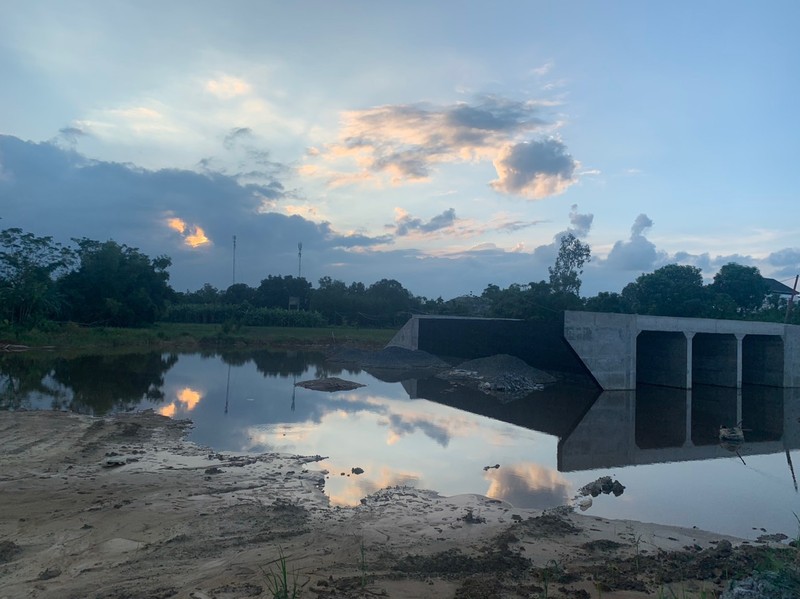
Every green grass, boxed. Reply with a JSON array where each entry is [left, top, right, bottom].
[[261, 549, 300, 599], [0, 321, 397, 355]]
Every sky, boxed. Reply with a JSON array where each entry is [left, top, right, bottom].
[[1, 1, 799, 299]]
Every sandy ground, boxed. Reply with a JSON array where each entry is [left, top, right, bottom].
[[0, 410, 794, 599]]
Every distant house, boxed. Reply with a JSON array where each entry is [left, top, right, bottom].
[[763, 277, 798, 301]]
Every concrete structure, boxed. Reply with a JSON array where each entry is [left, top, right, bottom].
[[390, 312, 800, 390], [558, 386, 800, 472], [564, 311, 800, 390], [388, 315, 588, 377]]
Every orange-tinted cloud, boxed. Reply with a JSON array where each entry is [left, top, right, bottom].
[[166, 217, 211, 248], [305, 96, 578, 199]]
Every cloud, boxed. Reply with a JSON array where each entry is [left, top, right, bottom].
[[392, 207, 457, 237], [308, 96, 577, 199], [222, 127, 253, 150], [490, 139, 578, 199], [568, 204, 593, 237], [166, 217, 211, 248], [768, 248, 800, 268], [205, 75, 252, 99], [56, 127, 88, 146], [604, 213, 663, 271], [0, 134, 391, 291]]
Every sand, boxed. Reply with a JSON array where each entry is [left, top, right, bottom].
[[0, 410, 792, 599]]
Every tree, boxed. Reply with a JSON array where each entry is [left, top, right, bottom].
[[626, 264, 707, 316], [222, 283, 257, 305], [59, 239, 172, 326], [365, 279, 414, 325], [710, 263, 769, 316], [254, 275, 311, 309], [584, 291, 631, 314], [548, 233, 591, 296], [0, 227, 74, 326]]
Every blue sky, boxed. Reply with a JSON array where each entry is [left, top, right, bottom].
[[1, 1, 799, 299]]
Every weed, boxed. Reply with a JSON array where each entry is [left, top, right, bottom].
[[261, 548, 299, 599], [359, 537, 368, 588], [539, 559, 562, 598], [632, 533, 643, 573]]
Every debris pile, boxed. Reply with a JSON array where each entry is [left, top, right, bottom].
[[438, 354, 556, 401]]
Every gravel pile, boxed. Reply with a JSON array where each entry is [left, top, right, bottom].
[[438, 354, 556, 401]]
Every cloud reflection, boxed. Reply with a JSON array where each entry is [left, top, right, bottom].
[[484, 462, 571, 509]]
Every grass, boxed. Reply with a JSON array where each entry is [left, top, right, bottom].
[[261, 549, 300, 599], [360, 537, 368, 588], [656, 586, 713, 599], [0, 321, 396, 356]]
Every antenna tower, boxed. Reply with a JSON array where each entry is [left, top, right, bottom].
[[232, 235, 237, 285], [298, 242, 303, 278]]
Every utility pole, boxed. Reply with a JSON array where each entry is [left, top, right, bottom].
[[232, 235, 237, 285], [785, 274, 798, 324], [298, 242, 303, 278]]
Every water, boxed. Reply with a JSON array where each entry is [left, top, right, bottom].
[[2, 349, 798, 541]]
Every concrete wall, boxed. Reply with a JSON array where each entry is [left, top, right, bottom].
[[389, 315, 588, 375], [391, 312, 800, 391], [565, 311, 800, 390], [561, 312, 637, 389]]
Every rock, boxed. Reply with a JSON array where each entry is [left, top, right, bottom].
[[578, 476, 625, 498], [37, 567, 61, 580], [0, 540, 21, 563], [351, 467, 364, 475]]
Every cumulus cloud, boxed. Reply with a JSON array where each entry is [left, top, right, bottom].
[[308, 95, 578, 199], [568, 203, 593, 237], [0, 134, 391, 292], [490, 139, 578, 199], [768, 248, 800, 267], [604, 213, 663, 271]]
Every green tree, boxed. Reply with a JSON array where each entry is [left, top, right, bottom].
[[365, 279, 414, 326], [548, 233, 591, 296], [0, 227, 74, 326], [710, 263, 769, 316], [254, 275, 312, 309], [625, 264, 707, 316], [584, 291, 631, 313], [59, 239, 172, 326], [223, 283, 257, 305]]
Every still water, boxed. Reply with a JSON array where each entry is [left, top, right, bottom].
[[2, 349, 798, 541]]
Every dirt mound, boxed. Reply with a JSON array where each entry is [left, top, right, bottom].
[[438, 354, 557, 401]]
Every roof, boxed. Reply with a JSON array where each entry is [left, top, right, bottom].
[[763, 277, 798, 296]]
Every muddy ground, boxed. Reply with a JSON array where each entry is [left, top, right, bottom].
[[1, 410, 798, 599]]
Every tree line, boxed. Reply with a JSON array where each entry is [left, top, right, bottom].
[[1, 226, 797, 331]]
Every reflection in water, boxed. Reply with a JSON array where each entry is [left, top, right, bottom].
[[158, 386, 204, 417], [1, 349, 799, 540], [484, 463, 571, 509], [0, 352, 177, 414]]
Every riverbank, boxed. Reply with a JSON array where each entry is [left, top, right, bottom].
[[1, 410, 797, 599], [0, 323, 395, 356]]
